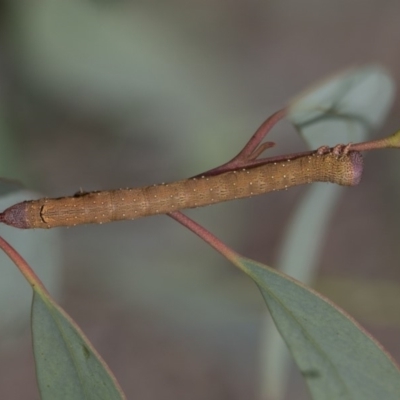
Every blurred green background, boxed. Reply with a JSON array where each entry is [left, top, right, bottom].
[[0, 1, 399, 399]]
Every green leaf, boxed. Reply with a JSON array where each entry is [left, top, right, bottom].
[[32, 290, 126, 400], [288, 65, 395, 146], [260, 65, 396, 400], [235, 256, 400, 400], [260, 184, 344, 399]]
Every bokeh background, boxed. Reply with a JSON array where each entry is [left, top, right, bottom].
[[0, 1, 399, 399]]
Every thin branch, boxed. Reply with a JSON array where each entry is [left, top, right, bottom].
[[349, 130, 400, 152], [168, 211, 237, 263], [238, 108, 287, 159], [195, 108, 287, 177], [0, 235, 48, 293]]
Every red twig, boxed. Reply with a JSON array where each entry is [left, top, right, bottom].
[[168, 211, 237, 262], [195, 108, 287, 177], [0, 235, 48, 293]]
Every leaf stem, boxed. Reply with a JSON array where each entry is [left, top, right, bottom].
[[168, 211, 238, 263], [0, 235, 48, 294], [349, 130, 400, 152]]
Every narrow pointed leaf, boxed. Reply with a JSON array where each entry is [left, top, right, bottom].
[[32, 290, 126, 400], [260, 184, 344, 400], [234, 255, 400, 400]]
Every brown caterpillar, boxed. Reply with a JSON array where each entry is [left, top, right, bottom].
[[0, 150, 363, 229]]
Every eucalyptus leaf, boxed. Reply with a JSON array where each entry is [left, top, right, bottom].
[[260, 66, 396, 400], [288, 65, 395, 146], [260, 184, 344, 399], [32, 290, 126, 400], [237, 256, 400, 400]]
